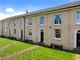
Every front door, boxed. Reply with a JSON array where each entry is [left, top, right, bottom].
[[40, 30, 44, 43], [77, 32, 80, 47], [21, 30, 23, 40]]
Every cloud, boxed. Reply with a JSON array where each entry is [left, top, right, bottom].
[[0, 8, 25, 20], [13, 11, 25, 15], [0, 13, 7, 20], [0, 13, 10, 20], [6, 8, 15, 14]]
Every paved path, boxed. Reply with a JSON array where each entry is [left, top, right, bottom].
[[0, 45, 39, 60], [0, 41, 17, 52], [76, 54, 80, 60]]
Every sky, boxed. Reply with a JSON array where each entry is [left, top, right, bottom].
[[0, 0, 80, 20]]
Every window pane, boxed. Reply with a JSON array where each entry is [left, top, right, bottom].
[[29, 32, 32, 36], [77, 12, 80, 23], [55, 34, 61, 38], [20, 20, 23, 25], [54, 29, 61, 38], [54, 15, 61, 24], [13, 21, 16, 26], [14, 29, 16, 34], [40, 16, 44, 25], [28, 18, 32, 25]]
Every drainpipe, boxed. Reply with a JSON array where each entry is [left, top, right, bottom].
[[23, 16, 25, 41], [68, 10, 71, 49], [9, 22, 10, 37], [2, 20, 3, 36]]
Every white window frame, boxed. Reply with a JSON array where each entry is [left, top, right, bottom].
[[14, 29, 16, 34], [53, 14, 62, 25], [40, 16, 44, 26], [13, 21, 16, 26], [53, 29, 61, 40], [20, 19, 23, 26], [28, 31, 32, 37], [76, 11, 80, 24], [28, 17, 32, 25]]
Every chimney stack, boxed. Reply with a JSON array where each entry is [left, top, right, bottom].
[[26, 10, 28, 14]]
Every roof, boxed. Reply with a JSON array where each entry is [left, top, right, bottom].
[[1, 1, 80, 20], [29, 1, 80, 14]]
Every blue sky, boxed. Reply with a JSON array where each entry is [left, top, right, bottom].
[[0, 0, 79, 20]]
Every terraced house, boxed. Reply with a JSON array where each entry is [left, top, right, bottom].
[[0, 1, 80, 50]]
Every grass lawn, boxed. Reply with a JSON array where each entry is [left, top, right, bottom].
[[12, 46, 76, 60], [0, 37, 76, 60], [0, 38, 15, 48], [0, 38, 33, 57]]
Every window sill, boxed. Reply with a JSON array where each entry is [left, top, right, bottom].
[[40, 24, 44, 26], [13, 26, 16, 28], [53, 24, 61, 26], [28, 36, 32, 38], [28, 24, 32, 25], [76, 23, 80, 25], [27, 25, 32, 26], [53, 38, 61, 40]]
